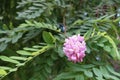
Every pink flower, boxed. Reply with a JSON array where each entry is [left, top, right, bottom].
[[63, 34, 86, 63]]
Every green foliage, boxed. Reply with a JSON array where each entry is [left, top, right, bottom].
[[16, 0, 55, 19], [84, 30, 120, 60], [53, 62, 120, 80], [0, 43, 53, 79], [42, 31, 56, 44], [0, 20, 60, 51], [18, 20, 60, 32], [0, 0, 120, 80]]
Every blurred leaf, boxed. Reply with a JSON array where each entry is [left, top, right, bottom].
[[47, 58, 53, 66], [53, 72, 76, 80], [10, 56, 27, 61], [103, 46, 111, 52], [0, 43, 7, 52], [84, 70, 93, 78], [23, 47, 39, 51], [93, 68, 102, 77], [12, 33, 23, 43], [99, 66, 109, 75], [16, 50, 32, 56], [0, 56, 20, 64], [0, 69, 7, 75], [0, 66, 12, 70], [96, 77, 105, 80], [80, 64, 95, 69], [106, 65, 120, 77], [84, 29, 92, 40], [86, 45, 91, 53], [45, 65, 51, 73], [97, 43, 104, 47], [42, 31, 55, 44], [3, 24, 9, 30], [100, 32, 120, 60], [57, 45, 64, 57], [73, 19, 84, 25], [75, 75, 84, 80], [68, 64, 86, 72]]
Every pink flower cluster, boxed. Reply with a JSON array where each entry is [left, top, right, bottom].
[[63, 34, 86, 63]]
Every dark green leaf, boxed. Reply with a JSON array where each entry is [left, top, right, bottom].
[[45, 65, 51, 73], [53, 72, 76, 80]]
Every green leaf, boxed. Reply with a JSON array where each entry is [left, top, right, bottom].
[[32, 45, 43, 48], [10, 56, 27, 61], [0, 66, 12, 70], [92, 61, 105, 65], [57, 45, 64, 57], [16, 63, 25, 67], [105, 75, 120, 80], [32, 45, 53, 56], [25, 20, 33, 25], [12, 32, 22, 43], [42, 31, 55, 44], [80, 64, 95, 69], [73, 19, 83, 25], [23, 47, 39, 51], [9, 68, 17, 72], [9, 22, 14, 29], [68, 63, 86, 72], [86, 45, 91, 53], [75, 75, 84, 80], [0, 43, 7, 52], [96, 77, 105, 80], [114, 17, 120, 22], [103, 46, 111, 52], [53, 72, 76, 80], [45, 65, 51, 73], [84, 70, 93, 78], [5, 38, 11, 43], [100, 32, 120, 60], [99, 66, 116, 79], [93, 68, 102, 77], [99, 37, 108, 43], [16, 50, 32, 56], [0, 69, 7, 75], [99, 66, 109, 75], [47, 58, 53, 66], [84, 29, 92, 40], [3, 24, 9, 30], [51, 53, 58, 60], [97, 43, 104, 47], [106, 65, 120, 77], [0, 56, 20, 64]]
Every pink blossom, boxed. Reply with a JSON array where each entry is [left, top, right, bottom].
[[63, 34, 86, 63]]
